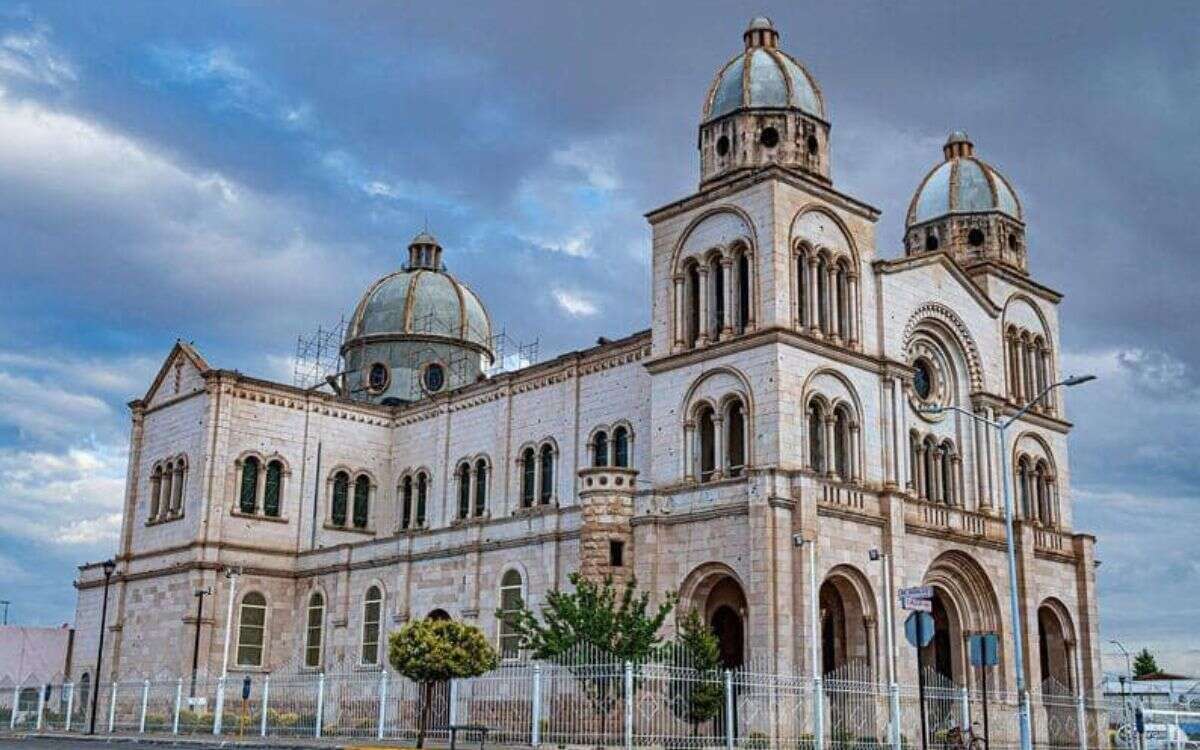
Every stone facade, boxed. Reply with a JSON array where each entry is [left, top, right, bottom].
[[72, 16, 1101, 712]]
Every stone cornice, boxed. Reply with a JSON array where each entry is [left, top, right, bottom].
[[645, 164, 881, 224], [644, 326, 905, 376], [630, 501, 749, 527]]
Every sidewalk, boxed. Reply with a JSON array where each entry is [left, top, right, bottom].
[[0, 730, 426, 749]]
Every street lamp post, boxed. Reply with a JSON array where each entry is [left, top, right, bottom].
[[921, 374, 1095, 750], [212, 567, 240, 735], [870, 548, 902, 750], [88, 558, 117, 735], [1111, 640, 1133, 723], [189, 586, 212, 698]]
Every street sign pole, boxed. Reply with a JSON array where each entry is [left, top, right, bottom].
[[982, 664, 989, 750], [917, 647, 928, 750], [905, 612, 935, 750]]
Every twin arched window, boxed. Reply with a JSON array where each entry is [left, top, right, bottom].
[[689, 396, 747, 483], [590, 424, 633, 468], [910, 432, 960, 505], [149, 455, 188, 522], [235, 454, 285, 519], [498, 569, 525, 659], [305, 591, 325, 668], [328, 470, 372, 530], [796, 243, 858, 348], [1005, 326, 1054, 413], [236, 592, 267, 667], [1016, 455, 1058, 526], [676, 244, 752, 350], [807, 398, 859, 482], [519, 443, 556, 507], [361, 585, 384, 666], [399, 471, 429, 530], [456, 458, 490, 520]]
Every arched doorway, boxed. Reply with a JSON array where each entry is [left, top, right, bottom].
[[921, 592, 958, 681], [705, 576, 747, 669], [1037, 601, 1075, 691], [922, 551, 1003, 691], [427, 608, 451, 621], [819, 566, 876, 678]]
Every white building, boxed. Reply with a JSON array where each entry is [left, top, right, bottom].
[[72, 17, 1102, 708]]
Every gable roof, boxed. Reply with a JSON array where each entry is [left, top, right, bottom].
[[137, 340, 211, 407]]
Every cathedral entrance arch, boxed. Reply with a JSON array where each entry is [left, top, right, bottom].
[[819, 565, 876, 677], [1037, 599, 1076, 691], [922, 551, 1003, 690], [680, 563, 748, 669]]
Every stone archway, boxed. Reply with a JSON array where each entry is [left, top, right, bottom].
[[680, 563, 749, 669], [1037, 600, 1076, 691], [819, 565, 877, 677], [923, 551, 1004, 691]]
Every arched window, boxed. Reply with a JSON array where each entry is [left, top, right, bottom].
[[498, 570, 524, 659], [726, 399, 746, 478], [807, 400, 825, 472], [236, 592, 267, 667], [711, 256, 725, 336], [613, 426, 630, 468], [401, 475, 413, 530], [161, 461, 174, 519], [797, 248, 809, 329], [264, 460, 283, 518], [816, 255, 829, 334], [592, 431, 609, 467], [923, 437, 937, 502], [1017, 457, 1032, 519], [687, 262, 701, 348], [457, 462, 472, 519], [352, 475, 370, 529], [329, 471, 349, 526], [415, 472, 428, 526], [698, 404, 716, 482], [361, 585, 383, 666], [833, 406, 851, 480], [736, 251, 750, 334], [1036, 461, 1054, 526], [150, 465, 163, 520], [941, 440, 956, 505], [172, 460, 185, 514], [521, 448, 536, 507], [473, 459, 488, 517], [240, 456, 259, 514], [538, 444, 555, 504], [305, 592, 325, 668]]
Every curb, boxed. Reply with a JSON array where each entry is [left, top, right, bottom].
[[0, 731, 353, 749]]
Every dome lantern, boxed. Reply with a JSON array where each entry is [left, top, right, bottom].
[[904, 132, 1028, 274], [407, 231, 443, 270], [698, 17, 830, 187]]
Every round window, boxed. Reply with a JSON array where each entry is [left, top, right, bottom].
[[367, 362, 389, 393], [716, 135, 730, 156], [423, 363, 446, 393], [913, 359, 934, 401], [968, 228, 985, 247], [760, 127, 780, 148]]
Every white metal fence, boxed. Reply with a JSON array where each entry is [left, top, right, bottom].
[[0, 662, 1139, 749]]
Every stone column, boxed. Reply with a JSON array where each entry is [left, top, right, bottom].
[[697, 266, 710, 345], [914, 442, 926, 498], [807, 257, 820, 335], [1014, 339, 1026, 402], [950, 454, 962, 506], [823, 415, 836, 477], [672, 275, 685, 350], [683, 421, 695, 481], [881, 377, 896, 488], [720, 258, 734, 338], [826, 264, 840, 342], [712, 415, 725, 480], [850, 423, 862, 482], [743, 253, 755, 331], [974, 410, 990, 511], [931, 447, 943, 502]]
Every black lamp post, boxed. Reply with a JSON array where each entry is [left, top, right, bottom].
[[88, 558, 116, 735], [189, 586, 211, 698]]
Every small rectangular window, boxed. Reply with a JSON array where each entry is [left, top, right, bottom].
[[609, 539, 625, 568]]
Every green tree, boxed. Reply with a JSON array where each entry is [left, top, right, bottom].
[[511, 573, 675, 738], [511, 572, 676, 662], [388, 618, 498, 748], [672, 608, 725, 735], [1133, 648, 1161, 677]]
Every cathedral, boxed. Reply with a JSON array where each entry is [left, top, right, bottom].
[[73, 17, 1101, 704]]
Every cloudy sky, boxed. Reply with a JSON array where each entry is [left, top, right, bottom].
[[0, 1, 1196, 674]]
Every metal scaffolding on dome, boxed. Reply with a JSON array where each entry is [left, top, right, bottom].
[[292, 315, 346, 391]]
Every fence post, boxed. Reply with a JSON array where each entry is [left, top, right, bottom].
[[315, 672, 325, 739], [139, 679, 150, 733], [449, 678, 459, 726], [107, 682, 117, 733], [814, 675, 824, 750], [173, 678, 182, 735], [1076, 694, 1088, 750], [65, 682, 75, 733], [36, 683, 45, 730], [724, 669, 734, 750], [531, 663, 542, 747], [377, 671, 388, 741], [960, 686, 970, 732], [889, 682, 902, 750], [9, 684, 17, 729], [261, 674, 270, 738], [623, 661, 634, 750], [213, 676, 225, 735]]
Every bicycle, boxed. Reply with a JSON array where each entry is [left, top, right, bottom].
[[945, 721, 987, 750]]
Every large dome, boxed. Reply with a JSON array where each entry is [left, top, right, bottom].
[[341, 232, 493, 405], [702, 17, 825, 122], [907, 132, 1022, 227]]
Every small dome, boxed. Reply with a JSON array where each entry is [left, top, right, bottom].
[[345, 267, 492, 358], [906, 133, 1022, 226], [703, 18, 825, 122]]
